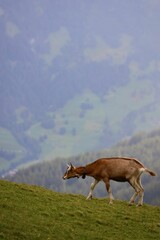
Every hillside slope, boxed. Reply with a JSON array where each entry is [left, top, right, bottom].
[[5, 128, 160, 206], [1, 1, 160, 174], [0, 180, 160, 240]]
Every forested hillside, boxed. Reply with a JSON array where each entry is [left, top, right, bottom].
[[5, 128, 160, 206]]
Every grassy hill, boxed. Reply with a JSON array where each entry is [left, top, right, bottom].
[[1, 180, 160, 240]]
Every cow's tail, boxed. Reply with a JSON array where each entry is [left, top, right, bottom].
[[145, 168, 156, 176]]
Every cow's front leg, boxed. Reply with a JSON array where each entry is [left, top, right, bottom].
[[86, 179, 99, 200], [104, 178, 114, 204]]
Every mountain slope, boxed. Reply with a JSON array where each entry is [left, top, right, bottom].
[[1, 1, 160, 174], [0, 180, 160, 240]]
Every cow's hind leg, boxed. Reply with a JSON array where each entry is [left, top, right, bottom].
[[128, 177, 139, 205], [86, 179, 99, 200], [129, 176, 144, 206], [136, 176, 144, 207], [133, 171, 144, 206]]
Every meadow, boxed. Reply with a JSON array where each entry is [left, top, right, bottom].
[[0, 180, 160, 240]]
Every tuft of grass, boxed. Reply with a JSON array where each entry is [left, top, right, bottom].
[[0, 180, 160, 240]]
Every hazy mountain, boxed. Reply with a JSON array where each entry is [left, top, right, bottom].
[[1, 0, 160, 175]]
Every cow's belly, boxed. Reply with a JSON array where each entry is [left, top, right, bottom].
[[110, 176, 127, 182]]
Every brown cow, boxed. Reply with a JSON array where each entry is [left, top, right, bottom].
[[62, 157, 156, 206]]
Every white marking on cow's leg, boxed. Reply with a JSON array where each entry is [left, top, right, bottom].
[[108, 188, 114, 204], [129, 192, 138, 205], [128, 177, 139, 205], [136, 177, 144, 207], [136, 189, 144, 207], [86, 179, 99, 200]]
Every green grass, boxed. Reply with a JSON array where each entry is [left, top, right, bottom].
[[0, 128, 26, 171], [0, 128, 24, 152], [0, 180, 160, 240]]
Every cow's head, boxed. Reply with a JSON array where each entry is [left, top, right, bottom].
[[62, 163, 79, 180]]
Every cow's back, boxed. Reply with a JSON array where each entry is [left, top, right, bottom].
[[94, 157, 144, 181]]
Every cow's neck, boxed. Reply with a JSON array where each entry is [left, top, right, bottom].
[[75, 166, 87, 179]]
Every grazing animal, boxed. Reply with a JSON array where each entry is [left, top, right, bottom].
[[62, 157, 156, 206]]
